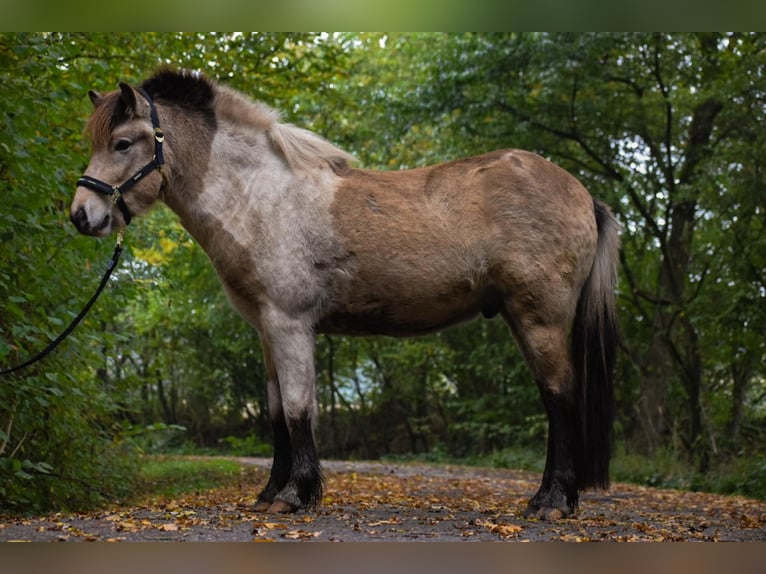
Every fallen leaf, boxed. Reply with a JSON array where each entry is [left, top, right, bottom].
[[475, 519, 523, 538]]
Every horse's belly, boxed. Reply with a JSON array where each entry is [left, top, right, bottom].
[[316, 287, 502, 337], [317, 308, 476, 337]]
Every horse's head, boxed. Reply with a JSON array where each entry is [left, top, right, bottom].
[[71, 82, 166, 237]]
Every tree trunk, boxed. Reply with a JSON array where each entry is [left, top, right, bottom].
[[156, 369, 174, 424], [635, 97, 722, 456], [323, 336, 342, 457], [727, 362, 751, 446]]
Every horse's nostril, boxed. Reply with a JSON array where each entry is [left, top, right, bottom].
[[71, 206, 89, 232]]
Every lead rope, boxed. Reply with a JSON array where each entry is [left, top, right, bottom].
[[0, 233, 123, 376]]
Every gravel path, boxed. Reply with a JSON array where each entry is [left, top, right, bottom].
[[1, 457, 764, 542]]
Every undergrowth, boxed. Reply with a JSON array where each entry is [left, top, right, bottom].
[[610, 448, 766, 501], [382, 445, 766, 501]]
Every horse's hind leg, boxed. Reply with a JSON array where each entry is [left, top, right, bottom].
[[501, 305, 579, 520]]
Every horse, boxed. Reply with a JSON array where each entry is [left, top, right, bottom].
[[70, 68, 620, 520]]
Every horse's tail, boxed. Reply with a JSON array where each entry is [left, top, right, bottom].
[[572, 199, 620, 491]]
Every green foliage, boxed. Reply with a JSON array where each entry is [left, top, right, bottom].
[[0, 33, 143, 513], [611, 448, 766, 501], [124, 422, 189, 454]]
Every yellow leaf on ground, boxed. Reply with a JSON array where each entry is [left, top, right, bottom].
[[475, 519, 523, 538]]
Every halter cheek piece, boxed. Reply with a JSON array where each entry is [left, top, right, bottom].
[[77, 88, 166, 226]]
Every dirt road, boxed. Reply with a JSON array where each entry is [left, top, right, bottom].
[[1, 457, 764, 542]]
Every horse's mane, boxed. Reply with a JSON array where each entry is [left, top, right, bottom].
[[213, 84, 356, 173], [141, 67, 217, 113], [87, 68, 355, 173]]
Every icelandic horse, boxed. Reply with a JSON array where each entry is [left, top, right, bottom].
[[70, 69, 619, 519]]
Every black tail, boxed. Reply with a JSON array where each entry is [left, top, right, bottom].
[[572, 199, 620, 490]]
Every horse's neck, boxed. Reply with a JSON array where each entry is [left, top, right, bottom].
[[163, 122, 294, 254]]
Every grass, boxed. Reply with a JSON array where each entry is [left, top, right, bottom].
[[134, 455, 244, 500]]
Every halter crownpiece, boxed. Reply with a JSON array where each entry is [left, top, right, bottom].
[[76, 87, 166, 226]]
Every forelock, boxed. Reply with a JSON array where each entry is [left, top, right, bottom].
[[85, 91, 128, 147]]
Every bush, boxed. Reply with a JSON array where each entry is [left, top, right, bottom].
[[610, 447, 766, 501], [125, 422, 189, 454]]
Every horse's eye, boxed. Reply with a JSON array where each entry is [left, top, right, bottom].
[[114, 139, 132, 152]]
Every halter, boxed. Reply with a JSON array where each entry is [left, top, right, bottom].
[[77, 88, 166, 226]]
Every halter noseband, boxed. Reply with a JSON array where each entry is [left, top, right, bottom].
[[77, 88, 166, 226]]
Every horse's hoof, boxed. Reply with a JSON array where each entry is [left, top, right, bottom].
[[266, 499, 299, 514], [253, 499, 272, 512], [523, 502, 569, 521], [522, 503, 538, 519]]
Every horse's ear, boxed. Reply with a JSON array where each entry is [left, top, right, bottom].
[[88, 90, 103, 108], [118, 82, 139, 115]]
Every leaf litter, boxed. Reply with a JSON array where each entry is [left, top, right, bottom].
[[1, 457, 764, 542]]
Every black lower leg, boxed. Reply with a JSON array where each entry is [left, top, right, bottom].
[[256, 414, 292, 506], [273, 412, 324, 509], [527, 415, 556, 510], [525, 392, 579, 518]]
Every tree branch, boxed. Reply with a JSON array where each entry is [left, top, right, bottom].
[[495, 100, 624, 182], [651, 35, 677, 189], [677, 98, 725, 185]]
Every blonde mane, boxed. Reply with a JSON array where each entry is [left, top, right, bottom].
[[213, 85, 355, 173]]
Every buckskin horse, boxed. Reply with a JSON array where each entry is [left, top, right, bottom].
[[70, 68, 619, 520]]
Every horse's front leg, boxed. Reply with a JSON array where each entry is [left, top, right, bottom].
[[253, 349, 292, 510], [257, 318, 323, 513]]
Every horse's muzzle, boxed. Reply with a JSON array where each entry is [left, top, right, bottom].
[[70, 205, 110, 236]]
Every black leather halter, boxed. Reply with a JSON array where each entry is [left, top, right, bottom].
[[77, 88, 166, 226]]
